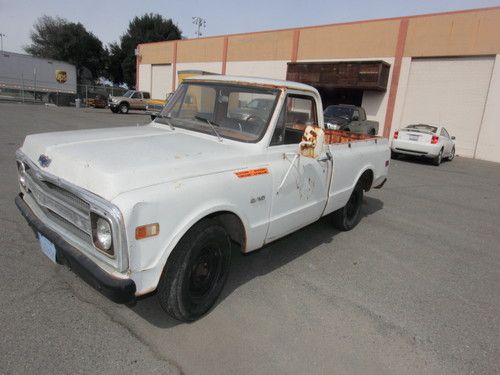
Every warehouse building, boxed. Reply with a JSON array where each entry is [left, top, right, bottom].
[[136, 7, 500, 163]]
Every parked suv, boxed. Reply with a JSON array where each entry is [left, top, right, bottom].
[[109, 90, 151, 114]]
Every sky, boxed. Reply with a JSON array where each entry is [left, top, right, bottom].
[[1, 0, 499, 53]]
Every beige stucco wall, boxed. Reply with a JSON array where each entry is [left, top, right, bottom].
[[227, 30, 294, 61], [176, 37, 224, 63], [139, 42, 173, 64], [297, 20, 400, 60], [405, 9, 500, 57]]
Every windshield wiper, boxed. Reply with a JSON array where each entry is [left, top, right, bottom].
[[194, 115, 223, 142], [155, 114, 175, 130]]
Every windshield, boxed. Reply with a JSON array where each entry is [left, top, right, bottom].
[[405, 124, 438, 133], [324, 106, 353, 119], [122, 90, 134, 98], [156, 82, 280, 142]]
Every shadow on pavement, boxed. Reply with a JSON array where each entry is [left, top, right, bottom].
[[129, 196, 384, 328]]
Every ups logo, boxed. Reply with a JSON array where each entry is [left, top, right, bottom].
[[55, 70, 67, 83]]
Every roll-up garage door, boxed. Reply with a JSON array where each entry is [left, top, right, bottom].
[[151, 64, 172, 100], [400, 57, 494, 158]]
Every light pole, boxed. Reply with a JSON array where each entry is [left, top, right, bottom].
[[192, 17, 206, 38], [0, 33, 5, 52]]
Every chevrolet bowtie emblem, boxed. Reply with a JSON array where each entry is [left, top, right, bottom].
[[38, 154, 52, 168]]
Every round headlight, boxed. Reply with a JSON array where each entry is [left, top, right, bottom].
[[95, 217, 112, 251], [17, 161, 27, 188]]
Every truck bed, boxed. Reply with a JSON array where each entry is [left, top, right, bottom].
[[324, 129, 378, 144]]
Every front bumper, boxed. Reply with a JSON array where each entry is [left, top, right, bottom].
[[15, 193, 136, 304]]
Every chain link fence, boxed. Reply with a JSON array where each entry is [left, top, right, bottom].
[[0, 77, 128, 107]]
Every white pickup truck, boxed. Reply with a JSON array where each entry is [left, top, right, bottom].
[[15, 76, 390, 321]]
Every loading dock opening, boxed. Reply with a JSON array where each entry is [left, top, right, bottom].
[[286, 61, 390, 107]]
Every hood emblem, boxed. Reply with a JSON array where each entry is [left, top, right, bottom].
[[38, 154, 52, 168]]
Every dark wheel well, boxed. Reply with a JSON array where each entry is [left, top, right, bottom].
[[207, 211, 246, 251], [359, 169, 374, 192]]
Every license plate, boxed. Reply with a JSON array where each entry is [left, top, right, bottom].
[[409, 134, 419, 141], [38, 233, 57, 263]]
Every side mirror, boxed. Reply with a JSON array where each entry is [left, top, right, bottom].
[[451, 136, 456, 140], [352, 115, 359, 121]]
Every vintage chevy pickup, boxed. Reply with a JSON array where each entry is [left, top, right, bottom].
[[15, 76, 390, 321]]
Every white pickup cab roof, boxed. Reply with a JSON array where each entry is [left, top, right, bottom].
[[184, 74, 319, 94]]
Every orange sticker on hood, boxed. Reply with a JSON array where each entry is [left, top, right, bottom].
[[235, 168, 269, 178]]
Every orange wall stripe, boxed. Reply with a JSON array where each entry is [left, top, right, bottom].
[[235, 168, 269, 178], [171, 41, 178, 92], [383, 18, 409, 138], [291, 29, 300, 63], [221, 36, 229, 74]]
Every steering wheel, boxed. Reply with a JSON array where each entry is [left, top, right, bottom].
[[244, 114, 265, 129]]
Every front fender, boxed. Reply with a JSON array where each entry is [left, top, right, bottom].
[[111, 169, 272, 295]]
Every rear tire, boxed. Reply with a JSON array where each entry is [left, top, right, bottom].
[[157, 219, 231, 322], [447, 147, 455, 161], [332, 182, 364, 231], [432, 149, 443, 166]]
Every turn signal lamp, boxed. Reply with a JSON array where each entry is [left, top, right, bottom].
[[135, 223, 160, 240]]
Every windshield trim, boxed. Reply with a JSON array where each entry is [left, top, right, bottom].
[[156, 82, 282, 144]]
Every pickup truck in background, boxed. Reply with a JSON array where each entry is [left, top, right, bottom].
[[324, 104, 379, 135], [15, 76, 390, 322], [108, 90, 151, 114]]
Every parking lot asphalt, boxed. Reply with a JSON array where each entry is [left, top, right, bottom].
[[1, 102, 499, 374]]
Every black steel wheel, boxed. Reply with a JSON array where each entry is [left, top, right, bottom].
[[332, 182, 363, 231], [157, 219, 231, 322]]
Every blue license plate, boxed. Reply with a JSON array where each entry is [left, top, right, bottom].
[[38, 233, 57, 263]]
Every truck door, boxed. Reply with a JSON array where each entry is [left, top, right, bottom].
[[265, 94, 332, 242], [130, 91, 144, 109]]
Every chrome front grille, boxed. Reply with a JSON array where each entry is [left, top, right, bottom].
[[25, 170, 92, 240]]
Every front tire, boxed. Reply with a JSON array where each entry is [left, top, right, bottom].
[[119, 103, 129, 114], [157, 219, 231, 322], [332, 182, 363, 231]]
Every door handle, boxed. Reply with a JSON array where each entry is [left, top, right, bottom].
[[317, 151, 332, 163]]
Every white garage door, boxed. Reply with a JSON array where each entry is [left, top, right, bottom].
[[151, 64, 172, 100], [401, 57, 494, 158]]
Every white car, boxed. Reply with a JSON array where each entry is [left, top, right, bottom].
[[15, 76, 390, 322], [391, 124, 455, 165]]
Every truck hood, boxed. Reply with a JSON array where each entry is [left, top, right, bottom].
[[20, 125, 246, 201]]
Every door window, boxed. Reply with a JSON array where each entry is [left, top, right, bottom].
[[271, 95, 317, 146], [131, 92, 142, 99], [441, 128, 450, 138], [143, 92, 150, 99]]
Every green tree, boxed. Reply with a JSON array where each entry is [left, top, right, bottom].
[[108, 13, 182, 87], [25, 16, 106, 83]]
